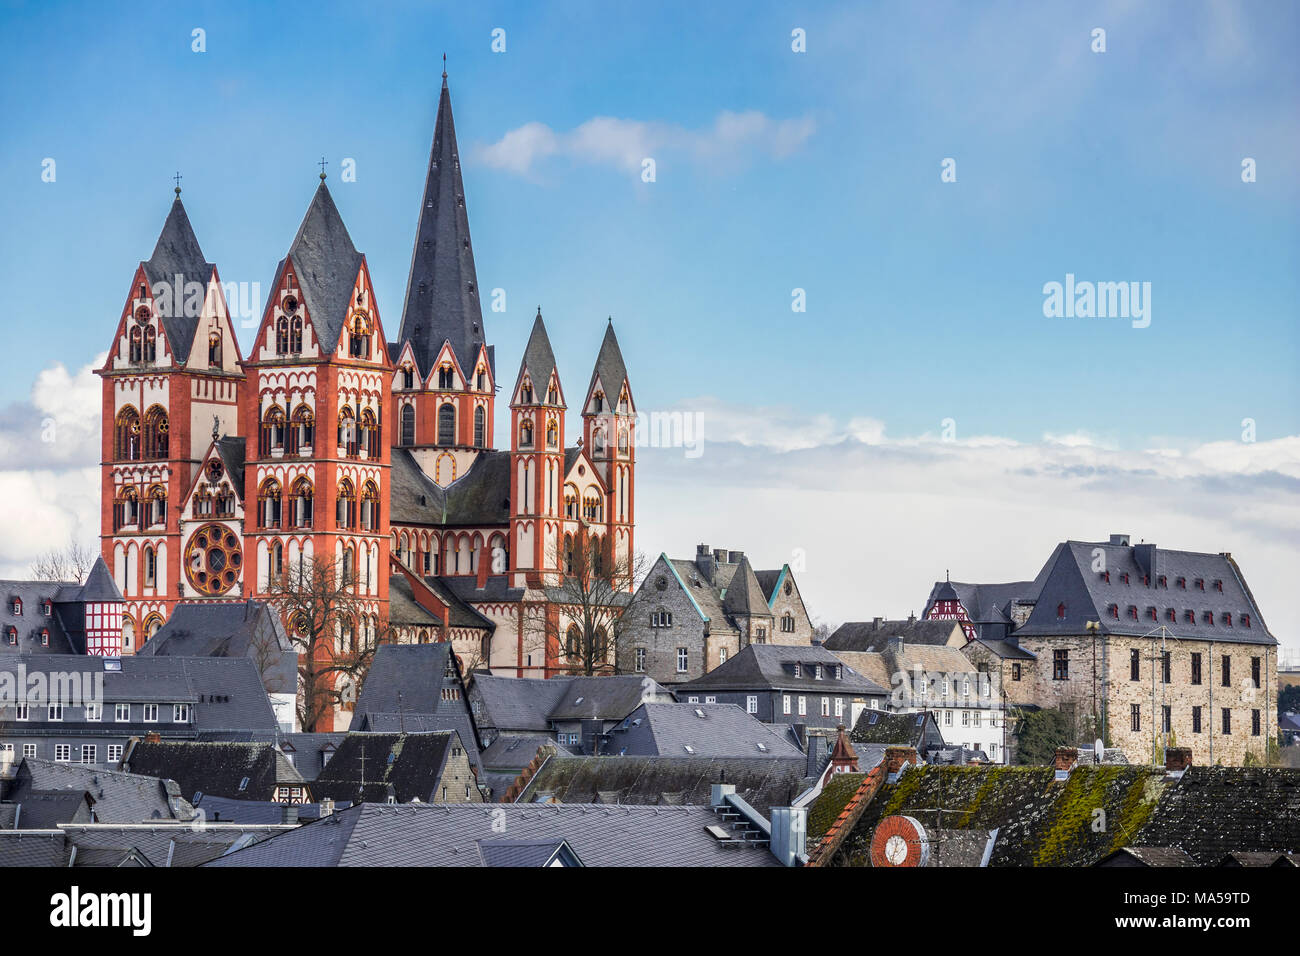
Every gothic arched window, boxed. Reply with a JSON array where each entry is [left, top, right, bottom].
[[618, 429, 629, 454], [473, 406, 485, 447], [437, 403, 455, 445], [359, 407, 379, 458], [348, 312, 371, 359], [290, 315, 303, 352], [337, 478, 356, 529], [546, 418, 558, 448], [129, 325, 143, 363], [290, 405, 314, 454], [142, 405, 169, 460], [142, 325, 157, 362], [260, 405, 285, 457], [400, 405, 415, 446], [147, 484, 167, 527], [258, 478, 282, 529], [519, 419, 533, 448], [114, 486, 140, 531], [208, 331, 222, 367], [360, 480, 380, 531], [438, 365, 454, 389], [338, 406, 357, 458], [115, 406, 141, 461], [290, 478, 314, 528], [275, 316, 290, 354], [565, 624, 581, 658]]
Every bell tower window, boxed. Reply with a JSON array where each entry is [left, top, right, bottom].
[[437, 403, 456, 445]]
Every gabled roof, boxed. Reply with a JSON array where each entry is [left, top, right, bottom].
[[141, 198, 215, 364], [513, 309, 560, 400], [215, 437, 247, 501], [310, 731, 459, 804], [516, 755, 810, 816], [7, 758, 193, 825], [192, 794, 352, 824], [136, 600, 296, 694], [7, 790, 94, 829], [205, 802, 782, 867], [285, 183, 364, 355], [825, 618, 963, 652], [849, 710, 943, 749], [675, 644, 888, 696], [123, 741, 305, 802], [61, 822, 291, 867], [604, 703, 805, 758], [398, 76, 487, 378], [547, 675, 665, 722], [389, 447, 512, 526], [478, 838, 581, 867], [0, 830, 69, 866], [0, 579, 79, 655], [195, 731, 347, 782]]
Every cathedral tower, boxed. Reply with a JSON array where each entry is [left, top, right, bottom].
[[581, 320, 636, 583], [392, 73, 495, 486], [97, 191, 244, 648]]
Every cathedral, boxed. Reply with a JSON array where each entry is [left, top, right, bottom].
[[97, 73, 637, 696]]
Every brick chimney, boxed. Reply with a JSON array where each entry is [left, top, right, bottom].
[[145, 731, 162, 744], [884, 747, 918, 776], [1052, 747, 1078, 777], [872, 617, 883, 630], [1164, 747, 1192, 773]]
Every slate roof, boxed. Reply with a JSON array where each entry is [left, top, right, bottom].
[[477, 838, 577, 867], [78, 556, 123, 602], [479, 734, 570, 796], [206, 802, 782, 867], [663, 558, 740, 636], [215, 437, 247, 500], [827, 651, 892, 690], [136, 600, 297, 695], [1013, 540, 1276, 645], [586, 320, 631, 408], [353, 643, 481, 759], [0, 830, 69, 866], [850, 710, 943, 750], [516, 755, 809, 816], [284, 183, 364, 356], [141, 198, 214, 364], [604, 703, 806, 758], [514, 309, 561, 399], [193, 731, 346, 781], [6, 790, 93, 829], [192, 794, 352, 824], [61, 823, 292, 867], [398, 76, 488, 378], [722, 557, 773, 620], [825, 618, 964, 652], [675, 644, 889, 697], [389, 446, 512, 526], [306, 732, 461, 804], [122, 741, 306, 802], [5, 758, 193, 824], [0, 654, 279, 733], [470, 675, 569, 732], [547, 675, 665, 722], [1129, 767, 1300, 864], [1098, 846, 1198, 867], [387, 572, 493, 631], [967, 638, 1036, 660], [0, 579, 79, 654]]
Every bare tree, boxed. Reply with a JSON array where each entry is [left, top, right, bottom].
[[810, 616, 838, 644], [262, 555, 386, 732], [30, 539, 96, 584], [525, 533, 648, 677]]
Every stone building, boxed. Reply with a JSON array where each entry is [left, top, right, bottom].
[[616, 545, 814, 686], [924, 535, 1279, 766]]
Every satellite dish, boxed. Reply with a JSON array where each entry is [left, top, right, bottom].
[[870, 815, 931, 868]]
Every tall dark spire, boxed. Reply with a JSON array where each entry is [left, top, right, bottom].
[[142, 197, 213, 363], [586, 320, 631, 407], [514, 308, 560, 402], [286, 182, 363, 353], [399, 74, 486, 379]]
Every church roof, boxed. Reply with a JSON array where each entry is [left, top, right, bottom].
[[388, 448, 512, 527], [586, 321, 630, 405], [398, 76, 487, 378], [514, 309, 560, 400], [285, 183, 364, 355], [141, 198, 215, 364]]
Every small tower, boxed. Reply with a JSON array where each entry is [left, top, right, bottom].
[[509, 309, 566, 587], [581, 319, 636, 586]]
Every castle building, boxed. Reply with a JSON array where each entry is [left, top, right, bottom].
[[923, 535, 1280, 766], [97, 74, 637, 718]]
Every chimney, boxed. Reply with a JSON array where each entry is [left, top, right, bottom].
[[727, 551, 744, 565], [884, 747, 917, 780], [710, 783, 736, 807], [1109, 533, 1131, 546], [318, 797, 335, 818], [805, 733, 822, 778], [281, 803, 299, 825], [872, 617, 883, 630], [769, 806, 807, 867], [695, 546, 717, 584], [886, 636, 904, 657], [1052, 747, 1079, 779], [145, 731, 161, 744], [1164, 747, 1192, 774]]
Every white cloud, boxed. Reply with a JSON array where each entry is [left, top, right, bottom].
[[474, 110, 817, 177], [0, 353, 105, 468], [633, 399, 1300, 658]]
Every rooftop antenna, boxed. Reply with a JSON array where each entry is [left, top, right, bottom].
[[173, 171, 182, 197]]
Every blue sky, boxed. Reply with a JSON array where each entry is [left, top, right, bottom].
[[2, 0, 1296, 444], [1, 0, 1297, 646]]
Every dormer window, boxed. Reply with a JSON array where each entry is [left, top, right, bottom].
[[1176, 577, 1185, 589], [42, 600, 51, 617], [1108, 604, 1119, 618], [1222, 613, 1232, 627], [1242, 614, 1251, 628], [1057, 603, 1066, 620], [1167, 608, 1176, 622], [814, 664, 823, 680], [11, 598, 21, 615], [1203, 611, 1214, 625], [793, 662, 802, 678], [1100, 571, 1110, 583], [1127, 606, 1138, 620], [5, 626, 15, 644], [1121, 573, 1130, 585], [1185, 610, 1195, 624], [1158, 576, 1167, 588], [835, 664, 843, 680], [1148, 607, 1157, 622], [1195, 579, 1205, 591], [39, 629, 48, 647], [1214, 580, 1223, 592]]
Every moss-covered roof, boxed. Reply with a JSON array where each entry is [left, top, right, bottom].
[[836, 764, 1169, 867], [807, 772, 867, 842]]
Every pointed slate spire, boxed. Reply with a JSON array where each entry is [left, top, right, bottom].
[[78, 556, 124, 603], [286, 182, 363, 354], [399, 74, 485, 379], [586, 319, 631, 409], [142, 197, 214, 363], [514, 308, 559, 402]]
